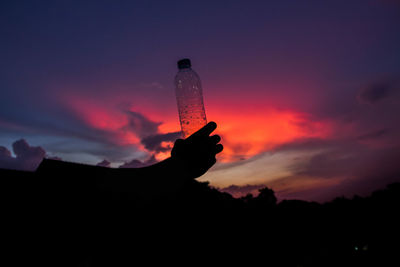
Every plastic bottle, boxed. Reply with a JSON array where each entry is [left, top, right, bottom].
[[174, 58, 207, 138]]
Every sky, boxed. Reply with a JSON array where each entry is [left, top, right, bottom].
[[1, 0, 400, 202]]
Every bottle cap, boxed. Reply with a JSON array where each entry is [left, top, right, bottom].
[[177, 58, 191, 69]]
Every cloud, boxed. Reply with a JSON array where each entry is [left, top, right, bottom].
[[204, 74, 400, 203], [0, 146, 12, 158], [0, 139, 45, 171], [266, 135, 400, 202], [289, 149, 360, 179], [357, 128, 388, 141], [2, 74, 400, 202], [118, 155, 158, 168], [122, 110, 182, 155], [357, 80, 398, 104], [141, 131, 182, 153], [290, 146, 400, 203], [123, 110, 161, 138], [0, 93, 182, 164], [0, 137, 167, 171], [59, 98, 182, 160]]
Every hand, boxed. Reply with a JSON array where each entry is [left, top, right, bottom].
[[171, 121, 223, 179]]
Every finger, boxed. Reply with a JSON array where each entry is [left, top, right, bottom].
[[187, 121, 217, 140], [209, 135, 221, 144], [211, 157, 217, 165], [215, 144, 223, 154], [207, 156, 217, 167]]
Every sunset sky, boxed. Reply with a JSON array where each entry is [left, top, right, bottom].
[[1, 0, 400, 202]]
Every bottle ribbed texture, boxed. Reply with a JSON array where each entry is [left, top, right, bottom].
[[174, 64, 207, 138]]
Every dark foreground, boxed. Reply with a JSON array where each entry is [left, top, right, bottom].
[[1, 165, 399, 266]]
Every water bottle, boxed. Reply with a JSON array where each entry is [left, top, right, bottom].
[[174, 58, 207, 138]]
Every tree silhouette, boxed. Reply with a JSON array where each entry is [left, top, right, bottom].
[[256, 187, 277, 206]]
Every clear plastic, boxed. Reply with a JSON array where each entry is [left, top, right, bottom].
[[174, 66, 207, 138]]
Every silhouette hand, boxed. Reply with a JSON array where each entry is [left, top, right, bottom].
[[171, 121, 223, 179]]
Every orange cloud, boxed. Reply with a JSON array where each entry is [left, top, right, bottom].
[[207, 105, 332, 162], [61, 93, 333, 164], [62, 95, 141, 146]]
